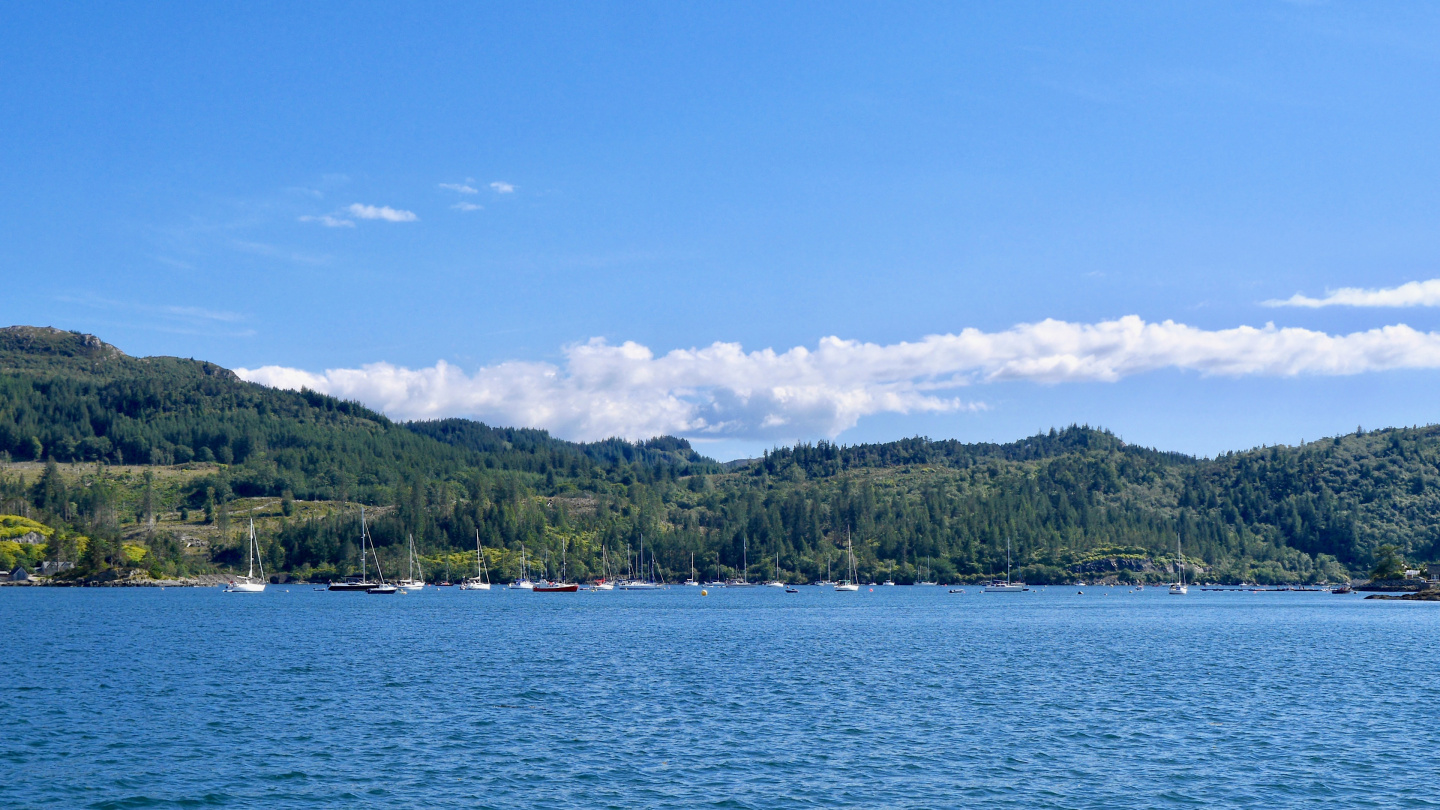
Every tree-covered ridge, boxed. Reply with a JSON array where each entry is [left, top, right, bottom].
[[405, 419, 719, 477], [753, 427, 1193, 478], [2, 325, 1438, 586]]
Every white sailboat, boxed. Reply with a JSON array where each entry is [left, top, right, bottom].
[[461, 530, 491, 590], [363, 520, 396, 594], [620, 534, 661, 589], [983, 537, 1026, 592], [1169, 536, 1188, 595], [593, 546, 615, 589], [396, 533, 425, 591], [835, 530, 860, 591], [225, 519, 266, 593], [683, 552, 699, 586], [509, 546, 535, 590], [726, 532, 755, 586], [765, 551, 786, 587]]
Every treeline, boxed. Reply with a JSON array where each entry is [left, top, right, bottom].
[[5, 325, 1440, 585]]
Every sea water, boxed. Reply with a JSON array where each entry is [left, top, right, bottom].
[[3, 585, 1438, 808]]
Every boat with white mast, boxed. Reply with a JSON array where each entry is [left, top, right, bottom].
[[835, 530, 860, 591], [396, 533, 425, 591], [683, 552, 699, 586], [592, 545, 615, 590], [225, 518, 267, 593], [983, 537, 1026, 592], [726, 533, 755, 587], [508, 546, 535, 590], [765, 551, 786, 587], [534, 538, 579, 592], [619, 534, 661, 590], [329, 507, 385, 591], [461, 530, 491, 590], [1169, 536, 1188, 595]]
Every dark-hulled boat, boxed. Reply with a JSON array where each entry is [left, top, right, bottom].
[[533, 581, 579, 593]]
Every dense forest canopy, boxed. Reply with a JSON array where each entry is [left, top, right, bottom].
[[2, 325, 1437, 585]]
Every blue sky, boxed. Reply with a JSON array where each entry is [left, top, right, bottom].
[[7, 2, 1440, 460]]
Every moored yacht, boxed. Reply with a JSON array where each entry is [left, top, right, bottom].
[[1168, 535, 1188, 595], [396, 533, 425, 591], [329, 507, 384, 591], [618, 534, 661, 589], [835, 530, 860, 591], [508, 546, 535, 590], [460, 530, 491, 590], [983, 537, 1027, 592], [225, 519, 267, 593], [764, 552, 786, 587]]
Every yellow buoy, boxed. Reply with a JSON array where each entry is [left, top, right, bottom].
[[701, 589, 708, 596]]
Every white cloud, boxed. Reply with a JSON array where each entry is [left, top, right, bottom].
[[1264, 279, 1440, 308], [489, 181, 515, 193], [451, 201, 483, 212], [235, 315, 1440, 443], [299, 214, 355, 228], [439, 182, 478, 194], [345, 203, 418, 222]]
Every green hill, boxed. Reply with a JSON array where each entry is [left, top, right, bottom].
[[2, 325, 1436, 585]]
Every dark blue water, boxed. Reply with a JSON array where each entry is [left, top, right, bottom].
[[4, 585, 1438, 808]]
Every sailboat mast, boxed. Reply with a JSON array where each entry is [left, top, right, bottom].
[[360, 506, 367, 583]]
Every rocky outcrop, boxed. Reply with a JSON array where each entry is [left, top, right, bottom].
[[0, 325, 125, 360], [1355, 578, 1430, 592], [1365, 588, 1440, 601]]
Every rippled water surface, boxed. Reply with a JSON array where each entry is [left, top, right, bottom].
[[4, 585, 1439, 808]]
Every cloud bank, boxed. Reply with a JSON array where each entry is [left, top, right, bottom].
[[346, 203, 418, 222], [1264, 279, 1440, 308], [236, 316, 1440, 442]]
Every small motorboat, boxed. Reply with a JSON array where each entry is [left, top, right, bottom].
[[949, 589, 966, 594], [785, 587, 798, 593], [1332, 585, 1353, 594], [366, 585, 398, 595]]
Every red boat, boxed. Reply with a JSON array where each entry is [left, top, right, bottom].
[[533, 581, 579, 593]]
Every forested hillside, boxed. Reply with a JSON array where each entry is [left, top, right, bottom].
[[3, 325, 1437, 585]]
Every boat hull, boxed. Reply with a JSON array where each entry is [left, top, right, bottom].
[[328, 582, 379, 591], [534, 583, 579, 593], [459, 581, 491, 590], [982, 583, 1027, 592], [225, 581, 266, 593]]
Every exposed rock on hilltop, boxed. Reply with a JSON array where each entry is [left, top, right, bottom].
[[0, 326, 125, 361]]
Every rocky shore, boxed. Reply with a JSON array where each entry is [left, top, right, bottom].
[[17, 570, 234, 587], [1365, 589, 1440, 601]]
